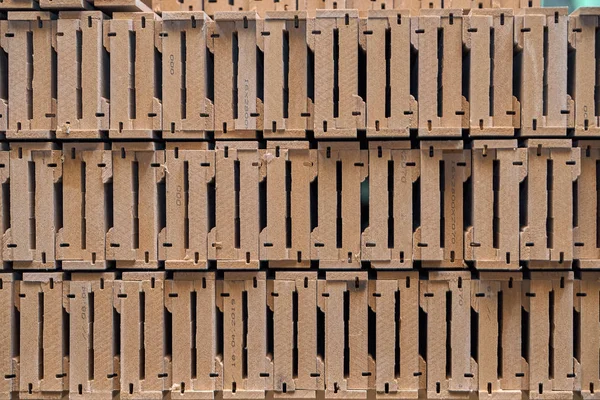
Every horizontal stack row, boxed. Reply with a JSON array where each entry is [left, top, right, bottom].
[[0, 7, 597, 139], [0, 271, 595, 399], [0, 0, 544, 17], [1, 139, 598, 270]]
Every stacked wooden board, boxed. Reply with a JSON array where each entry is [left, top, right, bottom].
[[0, 0, 599, 399]]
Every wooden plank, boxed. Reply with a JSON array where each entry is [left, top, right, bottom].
[[104, 13, 161, 138], [160, 12, 213, 139], [165, 272, 221, 399], [107, 143, 163, 269], [516, 8, 572, 136], [65, 273, 119, 399], [466, 140, 526, 269], [414, 141, 470, 268], [364, 10, 416, 137], [159, 143, 214, 269], [312, 142, 367, 269], [116, 272, 169, 399], [209, 142, 264, 269], [1, 12, 56, 139], [521, 139, 579, 267], [3, 143, 61, 269], [56, 11, 109, 138], [260, 142, 316, 268], [362, 142, 419, 268], [57, 143, 112, 270]]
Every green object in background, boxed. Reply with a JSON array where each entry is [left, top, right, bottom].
[[542, 0, 600, 12]]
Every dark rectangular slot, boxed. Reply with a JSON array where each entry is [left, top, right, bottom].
[[548, 290, 554, 379], [38, 291, 44, 380], [439, 160, 445, 248], [395, 289, 401, 378], [88, 291, 94, 381], [27, 31, 33, 121], [292, 290, 299, 378], [493, 159, 500, 249], [132, 161, 140, 250], [497, 290, 503, 378], [183, 161, 190, 250], [336, 160, 343, 249], [489, 27, 495, 117], [542, 26, 548, 116], [190, 290, 197, 379], [317, 305, 325, 361], [241, 290, 248, 379], [343, 289, 350, 378], [333, 28, 339, 118], [547, 159, 553, 250], [283, 29, 290, 119], [385, 27, 392, 118], [129, 30, 136, 120], [388, 160, 395, 249], [139, 291, 145, 380], [521, 307, 529, 362], [2, 180, 10, 232], [28, 161, 36, 250], [595, 27, 600, 117], [76, 29, 83, 120], [232, 32, 239, 120], [597, 160, 600, 249], [437, 27, 444, 118], [286, 160, 292, 249], [234, 160, 241, 249], [181, 31, 187, 120], [446, 290, 452, 378], [81, 161, 87, 250]]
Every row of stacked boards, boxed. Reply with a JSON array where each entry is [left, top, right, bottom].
[[0, 270, 597, 399], [2, 140, 600, 270], [0, 7, 597, 138]]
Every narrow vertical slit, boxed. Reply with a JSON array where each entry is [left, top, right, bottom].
[[139, 291, 145, 380], [597, 160, 600, 249], [283, 29, 290, 119], [27, 31, 33, 121], [132, 161, 139, 250], [542, 26, 548, 116], [497, 290, 503, 378], [232, 32, 239, 120], [292, 290, 298, 379], [28, 161, 36, 250], [388, 160, 394, 249], [549, 290, 554, 379], [234, 160, 241, 249], [385, 27, 392, 118], [336, 160, 343, 249], [489, 27, 495, 117], [241, 290, 248, 379], [437, 27, 444, 118], [129, 30, 137, 120], [180, 31, 187, 120], [343, 289, 350, 378], [88, 292, 94, 381], [595, 27, 600, 117], [394, 289, 401, 378], [439, 160, 445, 248], [547, 159, 553, 250], [333, 28, 340, 118], [493, 159, 500, 249], [190, 290, 197, 379], [285, 160, 292, 249], [76, 29, 83, 120], [446, 290, 452, 378], [81, 161, 87, 250], [38, 291, 44, 380], [183, 161, 189, 250]]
